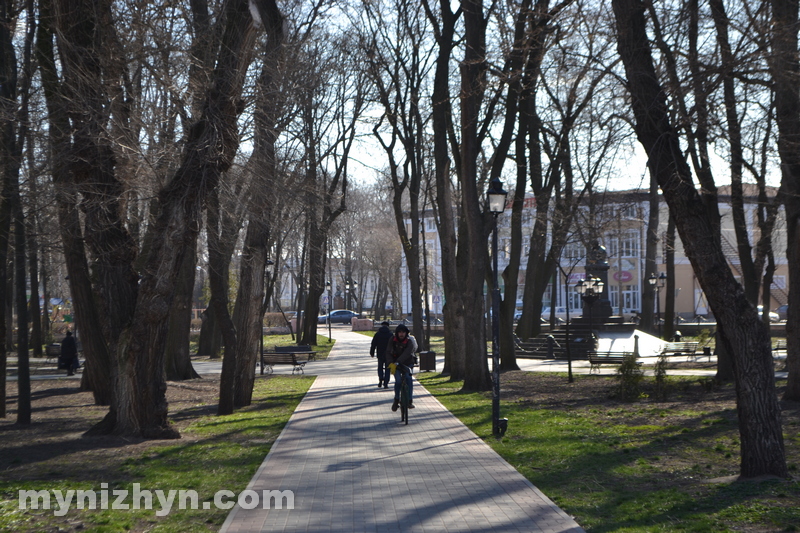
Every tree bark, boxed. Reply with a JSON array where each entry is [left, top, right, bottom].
[[423, 0, 464, 378], [231, 5, 283, 408], [459, 0, 491, 391], [231, 219, 270, 407], [768, 0, 800, 402], [112, 0, 264, 435], [197, 306, 222, 358], [210, 189, 241, 417], [662, 214, 676, 341], [36, 0, 114, 406], [28, 197, 42, 358], [14, 160, 31, 425], [164, 238, 201, 381], [642, 173, 659, 334], [613, 0, 787, 478]]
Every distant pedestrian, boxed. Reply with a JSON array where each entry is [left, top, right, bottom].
[[370, 321, 393, 388], [60, 330, 79, 376]]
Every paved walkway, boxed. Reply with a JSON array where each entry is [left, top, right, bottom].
[[220, 329, 584, 533]]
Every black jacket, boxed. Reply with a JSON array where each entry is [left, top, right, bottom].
[[61, 335, 78, 359], [370, 325, 393, 361]]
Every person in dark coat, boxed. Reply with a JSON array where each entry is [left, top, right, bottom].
[[385, 324, 417, 411], [370, 321, 394, 388], [60, 330, 78, 376]]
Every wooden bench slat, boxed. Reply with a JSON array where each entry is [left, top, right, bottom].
[[660, 342, 699, 360], [260, 349, 314, 375], [273, 345, 316, 360], [587, 351, 635, 374]]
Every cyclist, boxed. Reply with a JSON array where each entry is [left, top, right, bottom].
[[386, 324, 417, 412]]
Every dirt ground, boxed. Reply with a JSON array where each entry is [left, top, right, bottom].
[[1, 376, 222, 483]]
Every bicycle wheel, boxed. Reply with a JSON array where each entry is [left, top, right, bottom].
[[400, 377, 409, 425]]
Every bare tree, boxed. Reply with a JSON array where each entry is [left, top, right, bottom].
[[768, 0, 800, 401], [297, 32, 366, 345], [612, 0, 787, 478], [361, 0, 433, 348]]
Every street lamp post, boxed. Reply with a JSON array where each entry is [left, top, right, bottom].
[[487, 177, 508, 438], [325, 280, 332, 342], [576, 277, 604, 349], [648, 272, 667, 338], [345, 280, 351, 310]]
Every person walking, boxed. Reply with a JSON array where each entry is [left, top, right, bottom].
[[370, 321, 393, 388], [385, 324, 417, 412], [60, 330, 79, 376]]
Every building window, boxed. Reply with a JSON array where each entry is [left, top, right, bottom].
[[567, 285, 582, 312], [606, 237, 619, 258], [621, 230, 640, 258], [608, 285, 619, 309], [619, 205, 637, 219], [426, 218, 436, 232], [563, 243, 585, 262], [622, 284, 640, 311]]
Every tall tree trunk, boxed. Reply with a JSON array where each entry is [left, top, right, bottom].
[[494, 0, 535, 372], [231, 8, 283, 407], [768, 0, 800, 402], [423, 0, 464, 378], [459, 0, 491, 392], [164, 238, 201, 381], [231, 219, 270, 407], [28, 210, 42, 357], [113, 0, 267, 435], [36, 0, 114, 406], [210, 190, 241, 417], [709, 0, 758, 305], [662, 214, 676, 341], [0, 0, 16, 418], [41, 247, 50, 343], [613, 0, 787, 478], [14, 177, 30, 424], [642, 172, 659, 334], [197, 306, 222, 358]]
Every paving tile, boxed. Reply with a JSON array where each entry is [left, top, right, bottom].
[[220, 329, 584, 533]]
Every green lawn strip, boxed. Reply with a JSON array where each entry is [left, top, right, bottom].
[[2, 375, 314, 533], [417, 373, 800, 532]]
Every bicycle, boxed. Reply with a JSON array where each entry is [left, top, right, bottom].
[[397, 360, 416, 425]]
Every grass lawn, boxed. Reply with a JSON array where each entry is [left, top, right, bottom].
[[1, 375, 314, 532], [418, 371, 800, 532]]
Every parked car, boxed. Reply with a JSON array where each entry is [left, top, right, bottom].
[[540, 306, 570, 323], [402, 313, 444, 326], [776, 304, 789, 321], [757, 305, 780, 323], [318, 309, 362, 324]]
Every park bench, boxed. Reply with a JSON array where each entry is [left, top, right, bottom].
[[273, 344, 317, 361], [260, 345, 317, 375], [587, 351, 634, 374], [773, 340, 787, 358], [659, 341, 699, 360], [45, 343, 61, 363]]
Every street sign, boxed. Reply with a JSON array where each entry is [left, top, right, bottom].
[[613, 271, 633, 282]]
